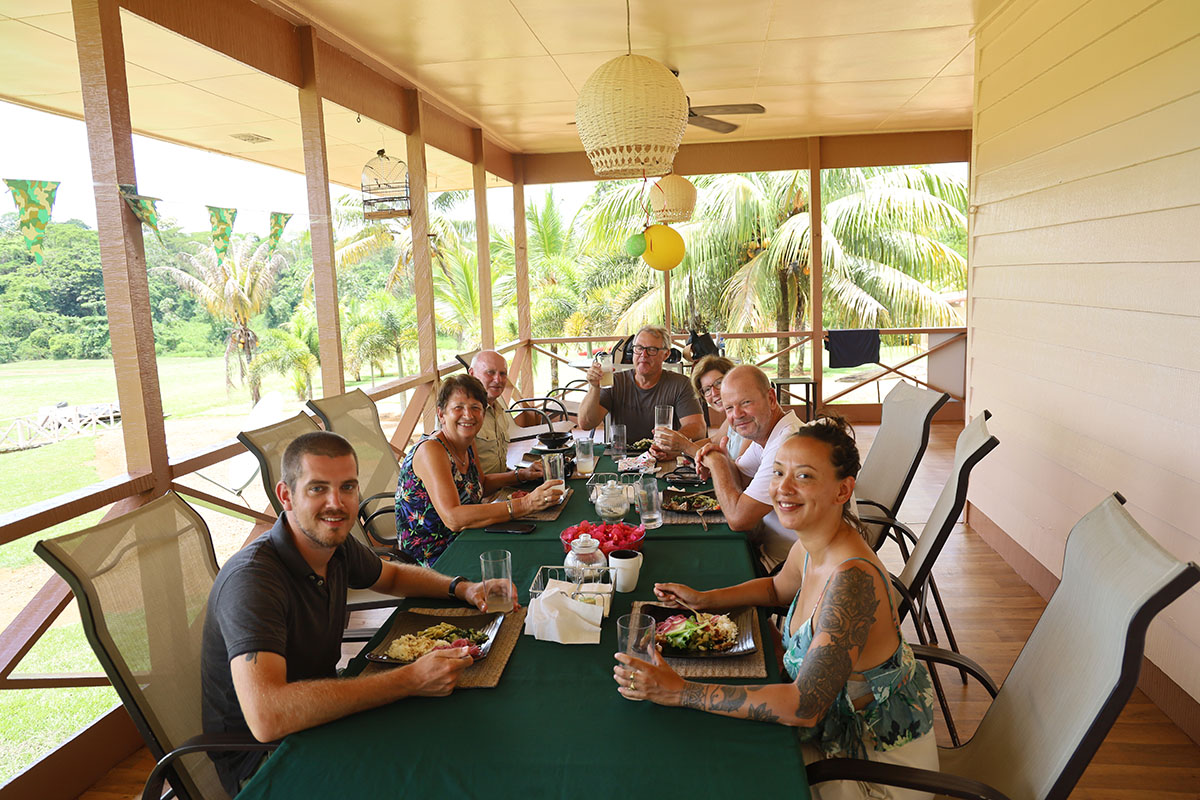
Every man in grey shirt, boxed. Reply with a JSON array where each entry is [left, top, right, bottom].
[[578, 325, 705, 447]]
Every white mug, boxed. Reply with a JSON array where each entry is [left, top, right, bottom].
[[608, 549, 643, 593]]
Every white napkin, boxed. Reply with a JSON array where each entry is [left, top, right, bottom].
[[542, 577, 613, 616], [522, 587, 603, 644]]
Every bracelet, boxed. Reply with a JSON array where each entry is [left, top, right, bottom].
[[506, 499, 515, 519], [513, 467, 521, 483]]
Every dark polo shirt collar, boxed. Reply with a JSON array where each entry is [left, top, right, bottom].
[[268, 512, 348, 589]]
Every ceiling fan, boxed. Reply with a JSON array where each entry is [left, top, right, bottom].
[[687, 100, 766, 134]]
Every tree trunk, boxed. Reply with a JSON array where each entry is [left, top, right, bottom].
[[795, 289, 808, 375], [396, 348, 408, 411], [550, 343, 560, 388], [777, 270, 791, 381]]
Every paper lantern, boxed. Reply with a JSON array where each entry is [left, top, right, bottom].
[[642, 224, 684, 271], [575, 54, 688, 179], [651, 174, 697, 223], [624, 232, 647, 257]]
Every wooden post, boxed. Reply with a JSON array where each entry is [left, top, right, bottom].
[[297, 26, 345, 397], [512, 156, 534, 397], [808, 137, 824, 412], [73, 0, 168, 491], [664, 269, 672, 335], [407, 93, 437, 430], [472, 129, 494, 350]]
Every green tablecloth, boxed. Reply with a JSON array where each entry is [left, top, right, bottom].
[[237, 530, 809, 799]]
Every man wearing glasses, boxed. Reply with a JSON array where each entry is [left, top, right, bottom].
[[579, 325, 705, 447]]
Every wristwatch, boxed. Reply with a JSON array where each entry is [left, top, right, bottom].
[[447, 575, 467, 599]]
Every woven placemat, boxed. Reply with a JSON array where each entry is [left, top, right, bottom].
[[661, 509, 727, 526], [491, 487, 574, 521], [632, 602, 767, 679], [363, 606, 527, 688]]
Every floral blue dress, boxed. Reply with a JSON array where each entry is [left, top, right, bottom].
[[782, 556, 936, 760], [394, 434, 484, 566]]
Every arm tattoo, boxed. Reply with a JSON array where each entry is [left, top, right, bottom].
[[795, 566, 879, 721], [243, 652, 259, 664], [708, 685, 748, 713], [747, 702, 781, 724], [680, 681, 706, 710]]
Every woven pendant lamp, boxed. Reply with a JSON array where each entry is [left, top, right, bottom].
[[650, 174, 697, 223], [575, 54, 688, 179]]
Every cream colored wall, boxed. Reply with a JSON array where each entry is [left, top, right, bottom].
[[967, 0, 1200, 700]]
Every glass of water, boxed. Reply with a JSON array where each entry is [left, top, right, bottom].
[[634, 475, 663, 529], [654, 405, 674, 431]]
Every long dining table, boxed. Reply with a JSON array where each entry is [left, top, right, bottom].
[[236, 451, 810, 800]]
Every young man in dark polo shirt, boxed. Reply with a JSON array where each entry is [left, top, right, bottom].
[[201, 431, 509, 795]]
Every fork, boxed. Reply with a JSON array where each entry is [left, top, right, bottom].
[[696, 510, 709, 531]]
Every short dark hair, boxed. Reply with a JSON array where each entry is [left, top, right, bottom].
[[281, 431, 357, 490], [437, 374, 488, 410], [788, 415, 864, 536]]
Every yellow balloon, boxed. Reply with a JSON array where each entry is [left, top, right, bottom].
[[641, 224, 685, 271]]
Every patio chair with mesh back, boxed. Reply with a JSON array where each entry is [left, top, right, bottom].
[[306, 389, 406, 549], [862, 410, 999, 746], [855, 380, 951, 551], [808, 493, 1199, 800], [34, 492, 276, 800], [238, 412, 406, 639]]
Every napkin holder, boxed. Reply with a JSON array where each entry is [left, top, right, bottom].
[[530, 565, 614, 617]]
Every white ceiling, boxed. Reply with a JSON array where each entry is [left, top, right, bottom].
[[0, 0, 979, 189]]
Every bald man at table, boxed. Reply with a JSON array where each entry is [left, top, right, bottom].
[[201, 431, 514, 795], [467, 349, 542, 476]]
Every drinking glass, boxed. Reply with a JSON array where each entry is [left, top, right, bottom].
[[634, 475, 663, 529], [610, 423, 627, 458], [654, 405, 674, 431], [620, 472, 641, 502], [616, 613, 656, 701], [479, 549, 514, 613], [542, 452, 566, 503], [574, 438, 595, 477]]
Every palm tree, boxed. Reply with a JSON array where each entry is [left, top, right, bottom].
[[345, 290, 418, 391], [153, 238, 286, 401], [248, 304, 319, 400], [579, 167, 967, 374]]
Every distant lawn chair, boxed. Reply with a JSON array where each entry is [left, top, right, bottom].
[[192, 392, 284, 506], [35, 492, 276, 800]]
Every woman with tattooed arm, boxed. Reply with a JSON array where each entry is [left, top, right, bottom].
[[613, 418, 937, 800]]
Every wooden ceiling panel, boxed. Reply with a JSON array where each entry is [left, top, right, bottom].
[[753, 81, 929, 117], [768, 0, 976, 39], [413, 56, 577, 108], [128, 83, 276, 130], [16, 90, 83, 118], [760, 26, 974, 86], [0, 19, 84, 96], [322, 104, 407, 151], [189, 73, 301, 122], [0, 0, 69, 17], [879, 108, 972, 130], [899, 74, 974, 111], [516, 0, 776, 54], [286, 0, 546, 64], [120, 11, 255, 82], [153, 119, 304, 154], [16, 12, 171, 87], [553, 43, 764, 95]]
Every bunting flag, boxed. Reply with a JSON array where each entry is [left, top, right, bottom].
[[207, 205, 237, 266], [118, 184, 165, 245], [266, 211, 292, 258], [4, 179, 60, 265]]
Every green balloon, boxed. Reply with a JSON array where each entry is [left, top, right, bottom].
[[625, 232, 647, 257]]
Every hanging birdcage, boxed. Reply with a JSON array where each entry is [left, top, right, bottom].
[[361, 149, 410, 220]]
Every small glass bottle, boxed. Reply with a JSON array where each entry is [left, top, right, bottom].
[[565, 533, 608, 582]]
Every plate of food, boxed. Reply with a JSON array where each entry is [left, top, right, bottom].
[[640, 604, 757, 658], [366, 611, 503, 665], [662, 489, 721, 514], [626, 437, 655, 455]]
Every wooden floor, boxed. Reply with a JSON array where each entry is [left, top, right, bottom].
[[77, 422, 1200, 799]]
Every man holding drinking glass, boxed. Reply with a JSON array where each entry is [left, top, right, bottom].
[[578, 325, 705, 450]]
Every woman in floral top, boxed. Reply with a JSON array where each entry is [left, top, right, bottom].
[[395, 375, 565, 566], [615, 417, 937, 800]]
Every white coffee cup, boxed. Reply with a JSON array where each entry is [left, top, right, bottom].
[[608, 549, 643, 593]]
